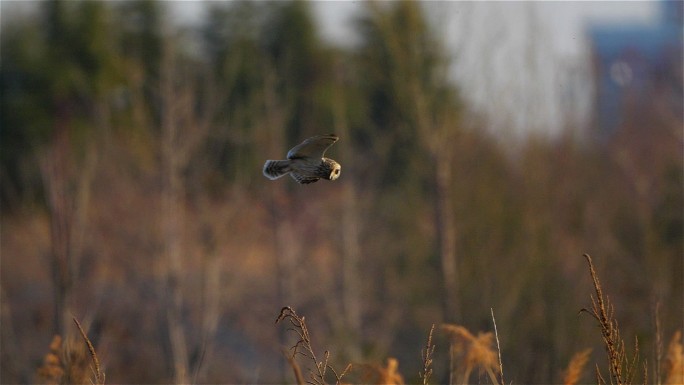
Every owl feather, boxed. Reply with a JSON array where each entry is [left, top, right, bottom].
[[263, 160, 292, 180], [262, 134, 341, 184]]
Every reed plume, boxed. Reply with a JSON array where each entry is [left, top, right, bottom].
[[663, 331, 683, 385], [442, 324, 499, 384], [562, 348, 592, 385]]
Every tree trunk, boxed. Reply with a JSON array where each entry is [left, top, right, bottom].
[[41, 112, 96, 338], [262, 66, 300, 380], [333, 83, 362, 359], [435, 155, 459, 321], [160, 41, 190, 385]]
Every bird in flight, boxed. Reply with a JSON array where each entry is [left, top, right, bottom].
[[263, 134, 341, 184]]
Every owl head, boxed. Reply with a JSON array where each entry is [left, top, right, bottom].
[[324, 159, 341, 181]]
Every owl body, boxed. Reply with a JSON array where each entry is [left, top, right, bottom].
[[263, 134, 341, 184]]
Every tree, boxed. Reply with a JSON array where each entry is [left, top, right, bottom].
[[357, 0, 462, 321], [6, 0, 123, 337]]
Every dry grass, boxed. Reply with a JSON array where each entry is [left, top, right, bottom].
[[35, 318, 105, 385], [268, 255, 674, 385], [420, 324, 435, 385], [37, 254, 677, 385], [663, 330, 683, 385], [72, 317, 105, 384], [580, 253, 644, 385], [36, 335, 65, 385], [36, 334, 90, 385], [441, 324, 499, 384], [562, 348, 592, 385], [275, 306, 352, 385], [32, 249, 678, 385], [359, 358, 405, 385], [490, 308, 504, 385]]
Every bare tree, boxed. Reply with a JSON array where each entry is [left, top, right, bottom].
[[260, 65, 299, 309], [332, 61, 363, 359], [414, 85, 461, 322], [157, 36, 215, 385], [40, 124, 97, 337], [366, 0, 462, 321]]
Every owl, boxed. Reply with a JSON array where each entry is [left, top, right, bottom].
[[263, 134, 341, 184]]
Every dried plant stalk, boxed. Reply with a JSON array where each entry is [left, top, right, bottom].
[[420, 324, 436, 385], [490, 308, 504, 385], [581, 254, 644, 385], [73, 317, 105, 384], [275, 307, 351, 385]]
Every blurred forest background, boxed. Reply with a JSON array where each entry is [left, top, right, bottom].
[[1, 1, 682, 384]]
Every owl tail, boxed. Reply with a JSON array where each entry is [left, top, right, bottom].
[[263, 160, 292, 180]]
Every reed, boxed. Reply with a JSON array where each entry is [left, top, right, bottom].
[[663, 330, 683, 385], [275, 306, 352, 385], [580, 253, 643, 385], [441, 324, 499, 384], [72, 317, 105, 384], [420, 324, 435, 385]]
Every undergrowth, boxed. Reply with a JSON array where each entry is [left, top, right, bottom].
[[34, 255, 683, 384], [271, 254, 683, 385]]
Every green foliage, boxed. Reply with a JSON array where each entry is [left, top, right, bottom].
[[118, 0, 164, 83], [1, 1, 123, 207], [263, 0, 331, 144]]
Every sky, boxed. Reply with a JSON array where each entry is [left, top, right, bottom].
[[170, 1, 658, 58], [432, 1, 659, 138]]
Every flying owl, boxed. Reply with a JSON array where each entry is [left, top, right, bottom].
[[263, 134, 341, 184]]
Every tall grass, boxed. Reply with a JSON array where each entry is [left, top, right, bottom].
[[269, 254, 681, 385], [441, 324, 499, 384], [34, 255, 681, 384], [580, 254, 642, 384], [420, 324, 435, 385], [275, 306, 352, 385], [72, 317, 105, 384], [36, 317, 105, 385]]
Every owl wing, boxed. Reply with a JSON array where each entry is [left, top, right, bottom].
[[290, 172, 320, 184], [287, 134, 338, 160]]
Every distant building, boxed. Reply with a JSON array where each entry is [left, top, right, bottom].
[[588, 0, 683, 139]]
